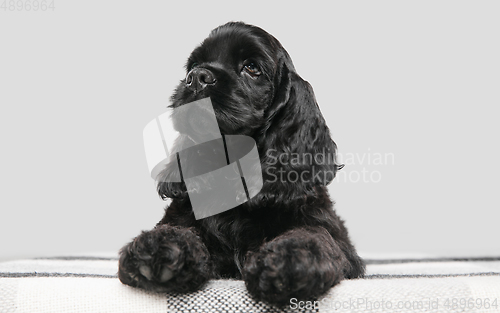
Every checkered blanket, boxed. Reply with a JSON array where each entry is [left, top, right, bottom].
[[1, 255, 499, 312]]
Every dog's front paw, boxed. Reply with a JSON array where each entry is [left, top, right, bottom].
[[118, 225, 211, 293], [242, 228, 347, 306]]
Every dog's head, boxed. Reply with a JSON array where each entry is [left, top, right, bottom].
[[170, 22, 288, 136], [166, 22, 342, 205]]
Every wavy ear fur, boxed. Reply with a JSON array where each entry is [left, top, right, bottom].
[[252, 54, 341, 208]]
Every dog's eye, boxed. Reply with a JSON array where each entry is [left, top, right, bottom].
[[243, 62, 261, 76], [190, 62, 198, 70]]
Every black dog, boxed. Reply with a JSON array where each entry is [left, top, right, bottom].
[[118, 22, 365, 306]]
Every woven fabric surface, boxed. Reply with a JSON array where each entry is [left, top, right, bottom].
[[1, 256, 499, 313]]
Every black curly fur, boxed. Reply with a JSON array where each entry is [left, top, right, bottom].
[[119, 21, 365, 307], [118, 225, 212, 293], [243, 227, 347, 304]]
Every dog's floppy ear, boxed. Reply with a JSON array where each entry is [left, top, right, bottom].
[[257, 52, 342, 195]]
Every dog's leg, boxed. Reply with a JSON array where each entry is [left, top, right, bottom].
[[118, 225, 212, 293], [242, 227, 348, 306]]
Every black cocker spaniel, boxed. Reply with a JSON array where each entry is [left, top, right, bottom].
[[118, 21, 365, 306]]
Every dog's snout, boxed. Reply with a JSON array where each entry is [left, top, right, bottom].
[[186, 68, 216, 91]]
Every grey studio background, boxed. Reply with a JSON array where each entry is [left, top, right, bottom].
[[1, 1, 499, 261]]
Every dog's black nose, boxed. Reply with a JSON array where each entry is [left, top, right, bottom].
[[186, 68, 216, 92]]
